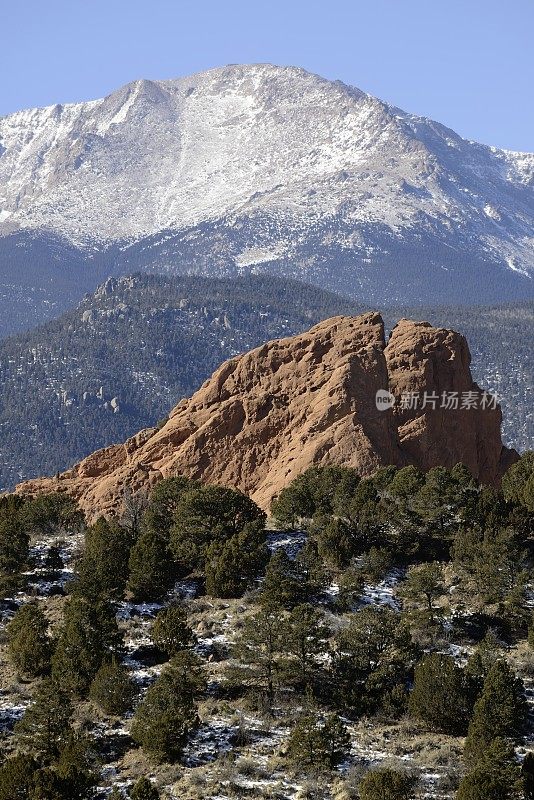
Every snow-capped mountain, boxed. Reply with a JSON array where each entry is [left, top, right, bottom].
[[0, 64, 533, 317]]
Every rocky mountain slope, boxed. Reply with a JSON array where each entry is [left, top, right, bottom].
[[0, 275, 531, 492], [18, 313, 517, 521], [0, 63, 533, 331]]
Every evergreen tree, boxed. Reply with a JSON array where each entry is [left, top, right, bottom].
[[54, 733, 98, 800], [170, 485, 265, 572], [230, 607, 285, 709], [409, 653, 472, 734], [260, 549, 308, 610], [163, 651, 207, 700], [399, 562, 445, 622], [501, 451, 534, 508], [285, 711, 350, 772], [332, 606, 416, 716], [388, 465, 425, 502], [463, 661, 527, 768], [21, 493, 84, 537], [150, 602, 194, 658], [522, 751, 534, 800], [464, 631, 502, 690], [360, 546, 393, 583], [130, 657, 202, 762], [282, 603, 330, 690], [15, 679, 72, 762], [130, 777, 160, 800], [316, 517, 356, 569], [205, 520, 269, 598], [6, 602, 51, 677], [44, 545, 64, 580], [51, 596, 122, 696], [30, 766, 65, 800], [271, 465, 360, 527], [0, 753, 37, 800], [336, 479, 384, 555], [143, 475, 197, 535], [0, 497, 29, 591], [336, 565, 364, 611], [413, 466, 462, 532], [74, 517, 132, 600], [456, 738, 523, 800], [89, 658, 137, 715], [127, 527, 174, 602], [358, 767, 416, 800]]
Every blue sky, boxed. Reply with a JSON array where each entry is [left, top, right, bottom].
[[1, 0, 532, 151]]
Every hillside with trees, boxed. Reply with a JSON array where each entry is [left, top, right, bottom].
[[0, 454, 533, 798]]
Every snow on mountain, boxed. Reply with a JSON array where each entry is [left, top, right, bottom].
[[0, 64, 533, 306]]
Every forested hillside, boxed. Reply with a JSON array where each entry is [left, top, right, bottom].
[[1, 457, 533, 798]]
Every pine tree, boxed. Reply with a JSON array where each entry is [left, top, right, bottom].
[[336, 564, 364, 611], [464, 630, 502, 691], [44, 545, 64, 580], [130, 657, 201, 762], [15, 678, 72, 762], [501, 452, 534, 508], [143, 475, 197, 535], [316, 517, 356, 569], [89, 658, 137, 715], [409, 653, 471, 734], [74, 517, 132, 600], [128, 527, 174, 602], [360, 546, 393, 583], [204, 520, 269, 598], [150, 602, 194, 658], [0, 497, 29, 591], [0, 753, 37, 800], [54, 733, 98, 800], [230, 607, 285, 709], [522, 751, 534, 800], [21, 493, 84, 537], [30, 766, 65, 800], [358, 767, 416, 800], [399, 562, 445, 623], [6, 602, 51, 677], [286, 711, 350, 772], [129, 776, 160, 800], [282, 603, 330, 690], [170, 484, 265, 572], [51, 596, 122, 696], [463, 660, 527, 768], [413, 466, 462, 532], [260, 549, 308, 610], [456, 738, 523, 800]]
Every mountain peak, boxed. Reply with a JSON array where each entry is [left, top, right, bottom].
[[0, 64, 533, 306]]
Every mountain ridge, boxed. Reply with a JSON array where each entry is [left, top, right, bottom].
[[1, 63, 533, 313]]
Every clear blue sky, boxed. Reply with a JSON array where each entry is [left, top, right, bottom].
[[1, 0, 532, 151]]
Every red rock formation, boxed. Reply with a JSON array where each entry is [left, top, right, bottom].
[[17, 313, 516, 520]]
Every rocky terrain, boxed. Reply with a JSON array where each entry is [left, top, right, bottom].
[[0, 64, 533, 334], [18, 313, 517, 521], [2, 274, 530, 494]]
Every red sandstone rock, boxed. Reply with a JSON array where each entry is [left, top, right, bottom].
[[17, 313, 516, 520]]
